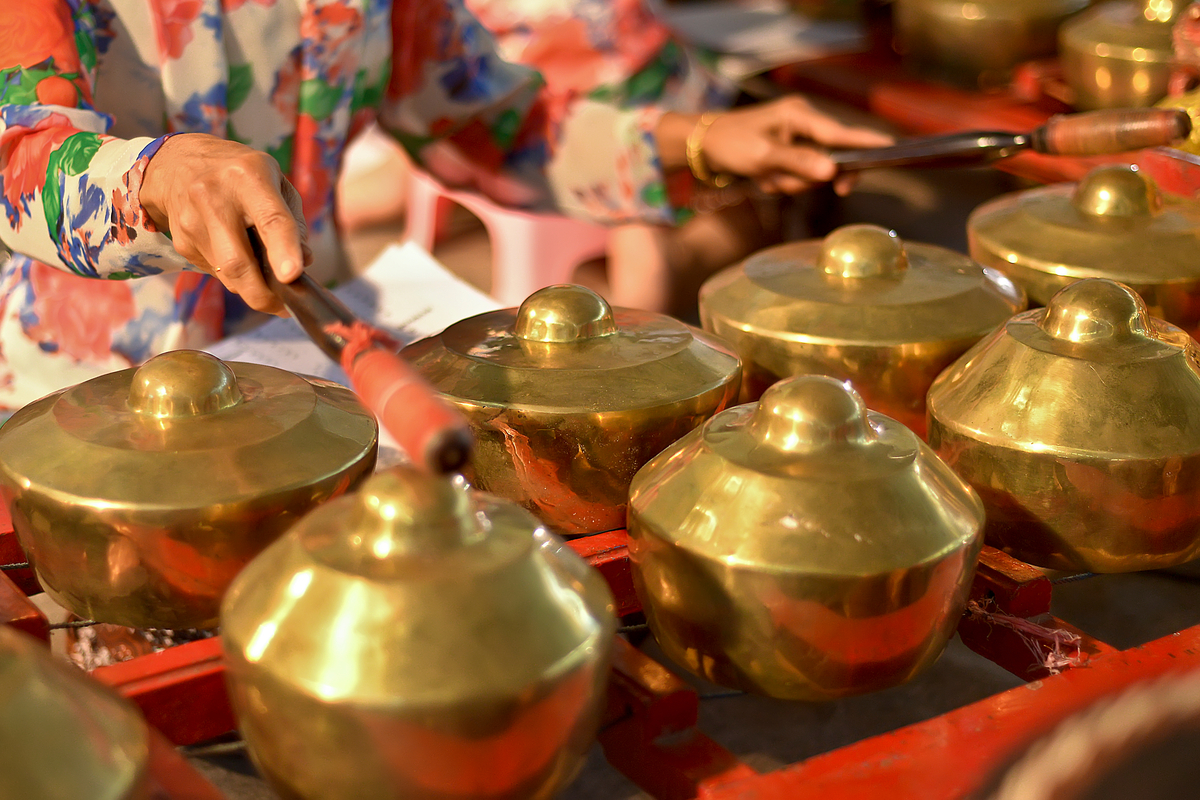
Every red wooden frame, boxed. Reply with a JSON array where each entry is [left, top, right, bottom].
[[7, 78, 1200, 787], [5, 35, 1200, 797], [10, 150, 1200, 796], [4, 496, 1200, 800]]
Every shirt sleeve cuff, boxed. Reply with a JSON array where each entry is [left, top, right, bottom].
[[59, 134, 192, 278]]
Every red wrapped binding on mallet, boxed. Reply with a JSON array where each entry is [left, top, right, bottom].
[[252, 234, 472, 473]]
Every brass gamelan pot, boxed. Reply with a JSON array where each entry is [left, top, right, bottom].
[[0, 350, 377, 629], [927, 278, 1200, 573], [402, 284, 741, 536], [627, 375, 986, 700], [893, 0, 1090, 88], [968, 164, 1200, 336], [221, 466, 617, 800], [698, 224, 1026, 437], [0, 626, 149, 800], [1060, 0, 1180, 111]]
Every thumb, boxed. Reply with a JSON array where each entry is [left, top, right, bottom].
[[764, 144, 838, 184]]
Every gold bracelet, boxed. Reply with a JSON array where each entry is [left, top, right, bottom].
[[685, 112, 732, 188]]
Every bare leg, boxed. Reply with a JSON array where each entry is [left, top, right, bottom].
[[336, 135, 412, 233], [605, 224, 674, 313], [604, 199, 772, 319]]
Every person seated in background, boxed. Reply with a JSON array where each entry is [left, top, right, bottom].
[[0, 0, 888, 413], [338, 0, 890, 317]]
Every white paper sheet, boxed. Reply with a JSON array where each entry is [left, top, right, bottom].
[[206, 241, 498, 386], [206, 242, 499, 461]]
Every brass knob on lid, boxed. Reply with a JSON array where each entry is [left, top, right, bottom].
[[748, 375, 874, 454], [817, 224, 908, 279], [1040, 278, 1154, 344], [352, 467, 480, 560], [1072, 165, 1162, 218], [514, 285, 618, 343], [127, 350, 244, 417]]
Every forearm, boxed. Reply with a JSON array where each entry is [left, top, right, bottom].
[[0, 111, 186, 277], [0, 0, 187, 276]]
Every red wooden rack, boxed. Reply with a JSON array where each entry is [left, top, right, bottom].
[[5, 496, 1200, 800], [7, 59, 1200, 796]]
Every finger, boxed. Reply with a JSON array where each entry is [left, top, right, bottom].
[[754, 174, 784, 195], [754, 172, 813, 196], [833, 173, 860, 196], [765, 144, 838, 184], [169, 182, 288, 315], [773, 173, 814, 195], [819, 124, 894, 150], [205, 223, 287, 316], [279, 178, 314, 267], [279, 178, 310, 247], [241, 177, 305, 284], [777, 98, 894, 149]]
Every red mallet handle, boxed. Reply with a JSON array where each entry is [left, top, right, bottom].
[[345, 347, 472, 474], [1032, 108, 1192, 156]]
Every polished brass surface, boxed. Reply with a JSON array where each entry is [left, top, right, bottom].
[[698, 224, 1026, 436], [968, 165, 1200, 335], [1060, 0, 1179, 110], [403, 284, 741, 536], [927, 279, 1200, 573], [0, 350, 378, 629], [627, 375, 985, 700], [222, 466, 616, 800], [0, 626, 149, 800], [893, 0, 1090, 89]]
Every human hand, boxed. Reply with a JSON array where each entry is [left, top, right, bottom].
[[140, 133, 312, 315], [698, 96, 894, 196]]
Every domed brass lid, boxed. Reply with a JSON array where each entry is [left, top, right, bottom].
[[403, 284, 740, 414], [1060, 0, 1179, 63], [221, 466, 614, 702], [0, 626, 148, 800], [0, 350, 378, 510], [929, 279, 1200, 457], [630, 375, 984, 574], [968, 165, 1200, 288], [699, 224, 1025, 347]]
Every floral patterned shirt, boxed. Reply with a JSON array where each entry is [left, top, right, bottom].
[[0, 0, 676, 409], [466, 0, 732, 137]]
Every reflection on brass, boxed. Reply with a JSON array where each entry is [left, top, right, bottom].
[[403, 285, 741, 536], [627, 375, 984, 700], [1060, 0, 1179, 110], [893, 0, 1090, 89], [698, 224, 1026, 437], [928, 279, 1200, 573], [0, 350, 378, 629], [0, 626, 149, 800], [968, 165, 1200, 336], [222, 466, 616, 800]]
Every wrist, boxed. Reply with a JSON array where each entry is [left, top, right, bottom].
[[654, 112, 701, 172], [685, 112, 732, 188], [139, 136, 177, 231]]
